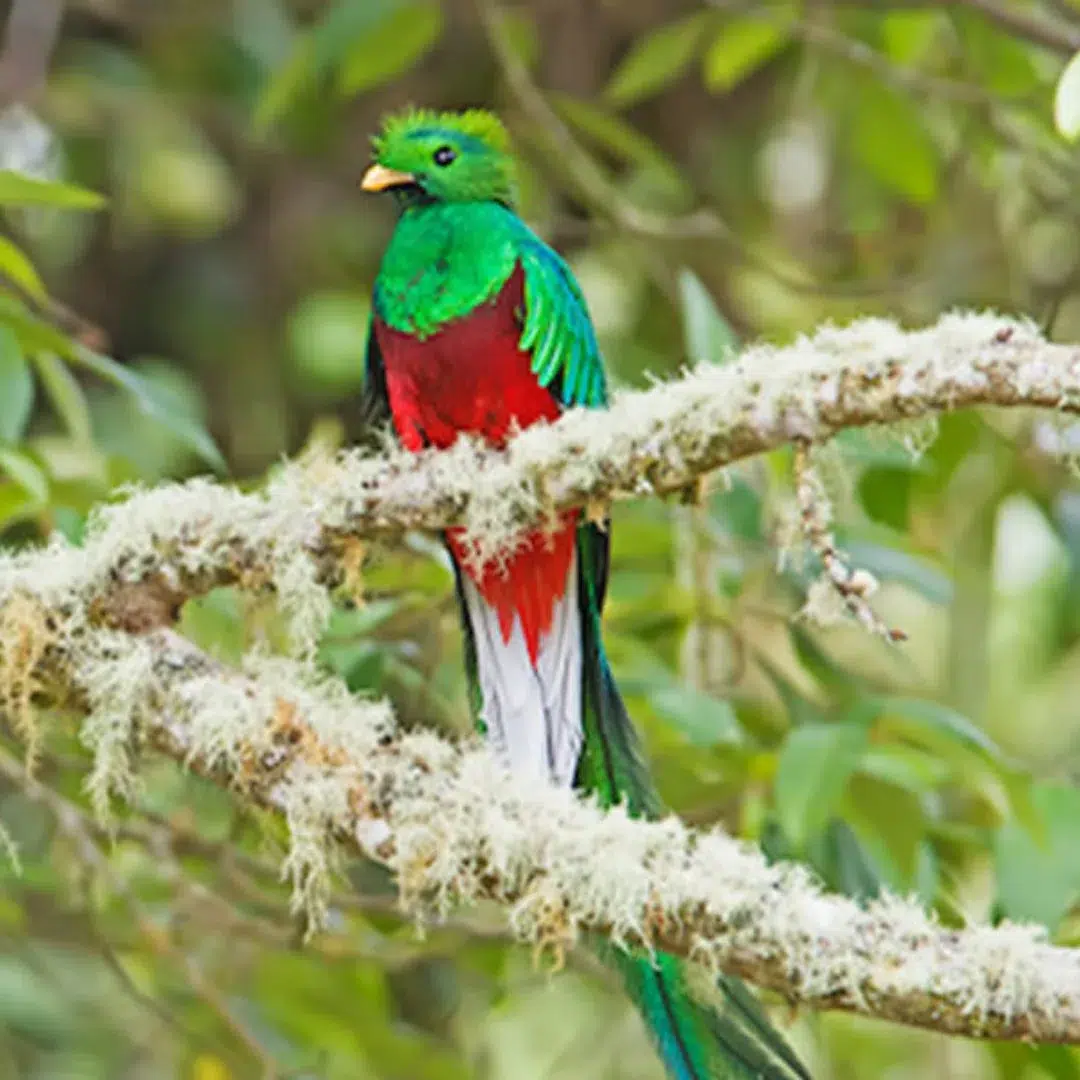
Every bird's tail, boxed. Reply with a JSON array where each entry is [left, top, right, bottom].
[[605, 947, 809, 1080], [454, 522, 810, 1080], [576, 525, 811, 1080]]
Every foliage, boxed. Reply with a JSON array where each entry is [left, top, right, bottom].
[[2, 1, 1080, 1078]]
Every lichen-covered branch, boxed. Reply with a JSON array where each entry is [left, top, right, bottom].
[[792, 442, 907, 642], [0, 313, 1074, 650], [13, 625, 1080, 1045], [4, 312, 1080, 1045]]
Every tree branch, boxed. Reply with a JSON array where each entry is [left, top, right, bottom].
[[8, 623, 1080, 1045], [1, 312, 1079, 1043], [947, 0, 1080, 55], [823, 0, 1080, 55], [0, 313, 1072, 646], [0, 0, 65, 107]]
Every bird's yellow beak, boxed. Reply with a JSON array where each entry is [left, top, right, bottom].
[[361, 164, 416, 192]]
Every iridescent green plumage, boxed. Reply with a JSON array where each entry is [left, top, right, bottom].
[[362, 107, 810, 1080], [372, 106, 513, 160], [373, 198, 604, 405]]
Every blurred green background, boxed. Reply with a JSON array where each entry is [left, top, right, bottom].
[[3, 0, 1080, 1077]]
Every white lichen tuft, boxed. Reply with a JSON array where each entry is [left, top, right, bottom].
[[278, 759, 352, 933], [271, 551, 333, 660], [77, 631, 155, 822], [799, 575, 852, 626], [0, 591, 54, 770], [897, 416, 940, 461], [792, 444, 904, 641], [166, 647, 393, 929]]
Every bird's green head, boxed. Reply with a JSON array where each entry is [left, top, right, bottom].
[[362, 108, 516, 208]]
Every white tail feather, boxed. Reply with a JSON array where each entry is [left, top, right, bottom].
[[461, 552, 583, 787]]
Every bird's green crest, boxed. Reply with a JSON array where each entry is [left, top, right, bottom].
[[371, 107, 511, 158], [368, 107, 517, 206]]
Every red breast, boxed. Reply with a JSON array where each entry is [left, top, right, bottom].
[[375, 263, 579, 662]]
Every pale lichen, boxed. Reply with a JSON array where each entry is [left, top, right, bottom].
[[0, 591, 53, 771], [0, 310, 1079, 1043], [78, 630, 155, 822], [0, 311, 1067, 638], [9, 612, 1077, 1042], [792, 444, 904, 641]]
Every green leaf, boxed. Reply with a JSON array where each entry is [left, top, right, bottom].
[[289, 292, 371, 394], [872, 696, 1003, 763], [808, 820, 885, 901], [957, 13, 1042, 97], [678, 269, 739, 366], [0, 484, 42, 529], [323, 599, 403, 641], [603, 12, 710, 108], [1056, 50, 1080, 141], [774, 721, 869, 848], [0, 447, 48, 504], [993, 1045, 1080, 1080], [844, 773, 926, 891], [552, 94, 678, 174], [881, 11, 947, 65], [857, 466, 912, 531], [0, 171, 106, 210], [0, 235, 46, 302], [835, 427, 934, 472], [254, 0, 399, 130], [872, 696, 1038, 828], [33, 353, 93, 444], [253, 35, 319, 132], [838, 544, 950, 604], [849, 79, 939, 203], [994, 782, 1080, 930], [840, 538, 952, 605], [759, 655, 827, 729], [790, 624, 866, 700], [231, 0, 294, 72], [703, 16, 790, 93], [648, 684, 743, 747], [1031, 1046, 1080, 1080], [709, 477, 762, 543], [179, 588, 247, 664], [0, 959, 74, 1042], [67, 347, 226, 472], [858, 743, 952, 795], [0, 328, 34, 443], [0, 294, 73, 355], [336, 2, 443, 95]]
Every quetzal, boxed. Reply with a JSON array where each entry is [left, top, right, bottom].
[[360, 107, 809, 1080]]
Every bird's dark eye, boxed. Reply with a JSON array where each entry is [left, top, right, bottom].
[[433, 145, 456, 167]]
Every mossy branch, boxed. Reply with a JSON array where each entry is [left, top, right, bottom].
[[4, 311, 1080, 1045], [9, 625, 1080, 1045], [0, 312, 1073, 648]]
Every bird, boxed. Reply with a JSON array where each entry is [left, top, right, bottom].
[[359, 106, 810, 1080]]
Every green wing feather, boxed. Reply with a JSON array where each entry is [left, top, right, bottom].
[[360, 322, 390, 431], [517, 233, 608, 409]]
